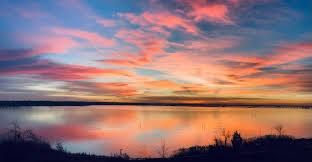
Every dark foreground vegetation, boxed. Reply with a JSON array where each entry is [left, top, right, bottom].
[[0, 123, 311, 162]]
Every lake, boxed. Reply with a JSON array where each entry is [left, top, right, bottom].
[[0, 106, 311, 157]]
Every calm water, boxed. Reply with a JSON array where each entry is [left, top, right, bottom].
[[0, 106, 311, 157]]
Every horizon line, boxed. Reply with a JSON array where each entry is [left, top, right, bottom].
[[0, 101, 311, 108]]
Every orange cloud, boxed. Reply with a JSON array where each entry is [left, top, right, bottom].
[[96, 59, 142, 67], [96, 82, 138, 96], [145, 80, 183, 89]]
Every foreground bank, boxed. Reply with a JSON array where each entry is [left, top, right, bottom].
[[0, 125, 311, 162]]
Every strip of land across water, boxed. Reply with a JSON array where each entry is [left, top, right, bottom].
[[0, 101, 311, 108]]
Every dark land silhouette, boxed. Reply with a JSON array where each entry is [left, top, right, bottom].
[[0, 123, 311, 162], [0, 101, 311, 108]]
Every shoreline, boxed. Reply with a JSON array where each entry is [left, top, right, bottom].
[[1, 128, 311, 162], [0, 101, 311, 109]]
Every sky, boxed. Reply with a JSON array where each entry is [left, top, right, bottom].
[[0, 0, 311, 105]]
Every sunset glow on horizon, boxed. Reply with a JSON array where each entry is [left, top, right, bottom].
[[0, 0, 311, 105]]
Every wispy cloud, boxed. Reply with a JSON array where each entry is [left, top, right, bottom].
[[51, 27, 117, 47]]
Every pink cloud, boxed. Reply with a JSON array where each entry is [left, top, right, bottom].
[[175, 0, 234, 24], [17, 35, 78, 55], [148, 26, 171, 36], [118, 13, 148, 26], [115, 29, 172, 54], [96, 19, 118, 27], [33, 37, 78, 54], [51, 27, 116, 47], [0, 58, 132, 81], [190, 4, 233, 24], [184, 36, 240, 51], [118, 12, 198, 34], [113, 29, 174, 67], [228, 40, 312, 68], [0, 36, 78, 61], [268, 41, 312, 64], [65, 81, 139, 96]]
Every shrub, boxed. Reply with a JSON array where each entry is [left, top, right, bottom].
[[231, 130, 243, 150]]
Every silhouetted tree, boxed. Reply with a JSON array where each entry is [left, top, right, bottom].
[[274, 125, 284, 136], [55, 141, 66, 152], [214, 137, 223, 150], [111, 149, 130, 160], [158, 137, 168, 158], [221, 128, 231, 146], [231, 131, 243, 150], [8, 121, 22, 143]]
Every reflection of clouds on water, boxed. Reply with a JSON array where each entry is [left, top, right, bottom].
[[26, 111, 63, 123], [0, 107, 65, 127], [0, 106, 312, 157]]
